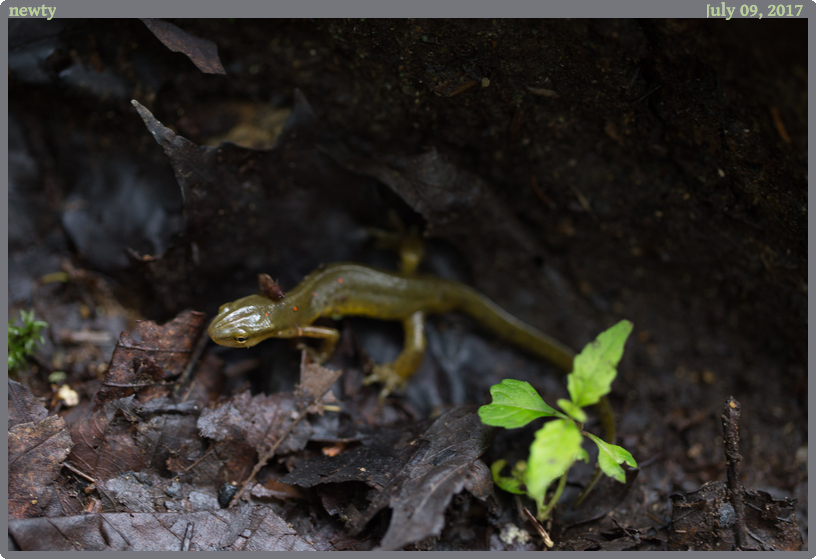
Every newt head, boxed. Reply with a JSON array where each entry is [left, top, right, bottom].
[[208, 294, 297, 348]]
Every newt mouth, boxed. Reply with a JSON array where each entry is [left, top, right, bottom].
[[207, 320, 236, 346]]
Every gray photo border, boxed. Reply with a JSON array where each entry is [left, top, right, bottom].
[[3, 1, 812, 556]]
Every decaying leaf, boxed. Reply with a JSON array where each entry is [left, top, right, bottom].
[[67, 396, 147, 483], [141, 19, 226, 75], [280, 405, 495, 550], [8, 379, 47, 429], [296, 360, 343, 414], [197, 390, 314, 483], [9, 415, 74, 519], [8, 505, 316, 551], [67, 310, 213, 482], [99, 309, 207, 403], [201, 357, 343, 505], [319, 142, 550, 266]]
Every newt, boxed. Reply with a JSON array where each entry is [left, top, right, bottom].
[[208, 231, 616, 455]]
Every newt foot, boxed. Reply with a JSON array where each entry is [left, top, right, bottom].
[[363, 363, 408, 399]]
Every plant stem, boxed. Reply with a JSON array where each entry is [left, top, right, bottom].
[[538, 470, 569, 521]]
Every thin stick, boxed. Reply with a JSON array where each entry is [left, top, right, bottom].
[[63, 461, 96, 483], [721, 396, 748, 550], [174, 327, 210, 399], [523, 506, 554, 548], [178, 444, 216, 473]]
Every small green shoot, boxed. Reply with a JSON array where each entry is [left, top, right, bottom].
[[478, 320, 636, 521], [8, 309, 49, 372]]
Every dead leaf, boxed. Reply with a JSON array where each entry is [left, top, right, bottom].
[[98, 472, 169, 513], [319, 143, 544, 257], [9, 415, 74, 519], [67, 310, 215, 482], [296, 360, 343, 414], [280, 419, 423, 491], [99, 309, 207, 403], [141, 19, 226, 75], [176, 101, 292, 149], [198, 390, 313, 454], [251, 478, 305, 501], [8, 505, 316, 550], [8, 380, 47, 429], [197, 390, 313, 484], [67, 397, 146, 482], [280, 405, 495, 550]]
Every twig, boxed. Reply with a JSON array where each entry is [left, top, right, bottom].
[[62, 461, 96, 484], [178, 444, 216, 473], [530, 175, 556, 209], [634, 84, 662, 104], [174, 327, 210, 399], [769, 106, 791, 144], [523, 506, 554, 548], [721, 396, 748, 550], [181, 522, 194, 551], [569, 184, 598, 222]]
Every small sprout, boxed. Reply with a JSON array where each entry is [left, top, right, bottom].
[[8, 309, 49, 372], [480, 320, 637, 523]]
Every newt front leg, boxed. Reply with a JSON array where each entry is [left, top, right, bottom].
[[294, 325, 341, 364], [363, 311, 427, 398]]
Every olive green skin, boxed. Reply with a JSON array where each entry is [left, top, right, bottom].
[[208, 262, 574, 371]]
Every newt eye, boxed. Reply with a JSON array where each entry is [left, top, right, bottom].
[[234, 335, 248, 343]]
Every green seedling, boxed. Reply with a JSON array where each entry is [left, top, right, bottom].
[[8, 309, 49, 372], [479, 320, 637, 521]]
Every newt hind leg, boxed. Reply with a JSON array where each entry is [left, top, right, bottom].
[[363, 311, 426, 398], [367, 212, 425, 276]]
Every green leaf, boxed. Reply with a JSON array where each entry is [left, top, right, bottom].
[[585, 433, 638, 483], [479, 379, 568, 429], [574, 447, 590, 463], [557, 398, 587, 423], [527, 419, 582, 501], [490, 459, 527, 495], [568, 320, 633, 408]]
